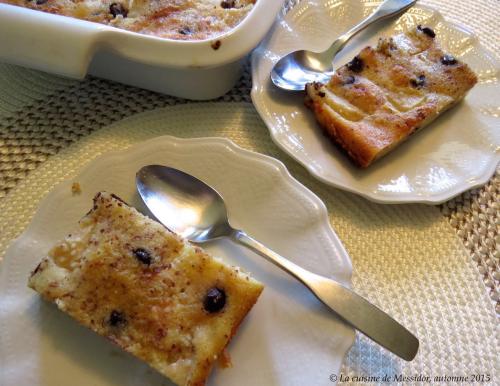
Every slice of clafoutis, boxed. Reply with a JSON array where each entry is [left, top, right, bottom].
[[305, 25, 477, 168], [28, 191, 263, 386]]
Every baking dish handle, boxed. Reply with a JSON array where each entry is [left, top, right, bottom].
[[0, 5, 100, 79]]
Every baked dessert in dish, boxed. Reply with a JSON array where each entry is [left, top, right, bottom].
[[28, 191, 263, 386], [305, 25, 478, 168], [1, 0, 256, 40]]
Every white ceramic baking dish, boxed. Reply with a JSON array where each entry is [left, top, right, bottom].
[[0, 1, 284, 99]]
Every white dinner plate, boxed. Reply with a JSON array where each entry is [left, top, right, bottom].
[[0, 136, 354, 386], [251, 0, 500, 204]]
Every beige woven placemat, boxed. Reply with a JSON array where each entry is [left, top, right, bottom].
[[0, 104, 498, 384]]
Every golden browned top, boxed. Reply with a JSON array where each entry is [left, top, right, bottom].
[[305, 26, 477, 167], [28, 192, 263, 386], [2, 0, 255, 40]]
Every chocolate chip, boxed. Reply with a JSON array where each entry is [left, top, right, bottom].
[[417, 25, 435, 38], [109, 3, 128, 18], [441, 54, 457, 65], [109, 310, 126, 327], [318, 91, 325, 97], [210, 40, 222, 50], [410, 74, 426, 88], [346, 56, 364, 73], [178, 26, 192, 35], [203, 288, 226, 313], [211, 40, 221, 50], [133, 248, 152, 265], [220, 0, 235, 8], [35, 0, 48, 4], [343, 75, 356, 85]]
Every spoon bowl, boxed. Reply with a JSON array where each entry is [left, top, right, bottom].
[[136, 164, 419, 361], [136, 165, 231, 241], [271, 51, 333, 91]]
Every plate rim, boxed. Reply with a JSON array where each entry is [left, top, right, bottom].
[[251, 2, 500, 205], [0, 134, 355, 385]]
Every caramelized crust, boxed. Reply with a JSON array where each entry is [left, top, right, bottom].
[[28, 192, 263, 386], [305, 26, 477, 167], [1, 0, 256, 40]]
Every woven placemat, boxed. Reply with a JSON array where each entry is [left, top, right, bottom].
[[0, 103, 497, 384]]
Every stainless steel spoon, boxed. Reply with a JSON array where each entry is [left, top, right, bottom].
[[271, 0, 417, 91], [136, 165, 419, 361]]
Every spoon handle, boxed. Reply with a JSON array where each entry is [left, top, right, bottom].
[[231, 229, 419, 361], [322, 0, 417, 60]]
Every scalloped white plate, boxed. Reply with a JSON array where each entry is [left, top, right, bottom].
[[251, 0, 500, 204], [0, 136, 354, 386]]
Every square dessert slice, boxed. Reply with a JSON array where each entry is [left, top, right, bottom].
[[28, 192, 263, 386], [305, 25, 478, 167]]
